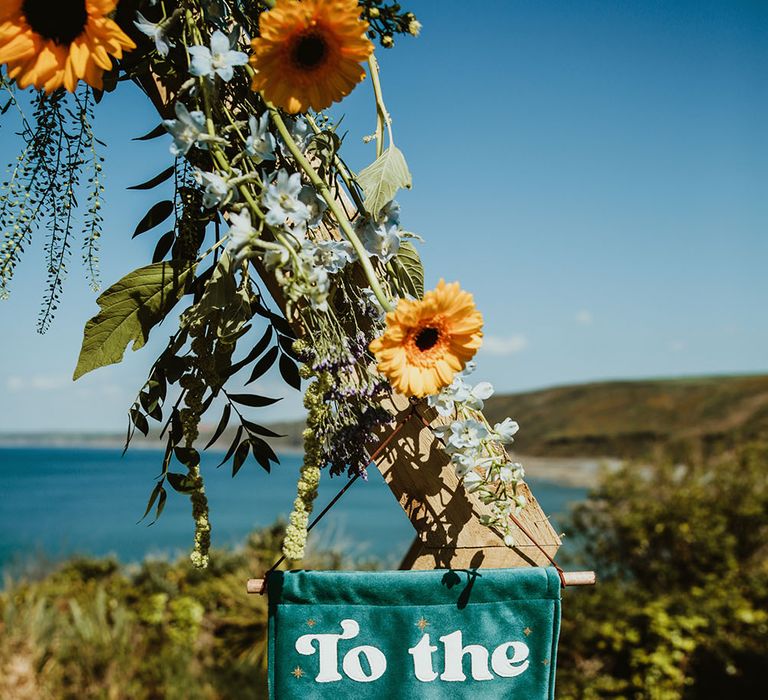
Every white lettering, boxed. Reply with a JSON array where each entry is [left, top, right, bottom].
[[491, 641, 530, 677], [295, 619, 360, 683], [343, 645, 387, 682], [439, 630, 494, 682], [408, 634, 438, 682]]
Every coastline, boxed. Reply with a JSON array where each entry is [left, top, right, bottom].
[[0, 436, 613, 488]]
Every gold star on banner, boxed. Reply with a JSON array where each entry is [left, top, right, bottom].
[[523, 627, 533, 636], [306, 618, 316, 627], [292, 666, 304, 679], [416, 617, 429, 631]]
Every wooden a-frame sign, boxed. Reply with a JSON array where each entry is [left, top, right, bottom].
[[130, 60, 591, 586]]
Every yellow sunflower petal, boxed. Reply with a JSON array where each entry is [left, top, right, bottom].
[[250, 0, 373, 113], [369, 282, 484, 398], [0, 1, 134, 93]]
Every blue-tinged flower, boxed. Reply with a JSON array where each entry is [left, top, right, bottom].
[[357, 219, 400, 262], [134, 12, 172, 57], [188, 30, 248, 82], [290, 116, 312, 150], [226, 209, 255, 265], [163, 102, 207, 156], [298, 186, 328, 228], [355, 199, 402, 262], [246, 113, 276, 163], [193, 169, 237, 208], [303, 240, 355, 274], [262, 170, 311, 232], [380, 199, 401, 227]]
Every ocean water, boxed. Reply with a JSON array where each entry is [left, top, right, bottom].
[[0, 447, 586, 575]]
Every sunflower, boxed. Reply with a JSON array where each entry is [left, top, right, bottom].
[[250, 0, 373, 114], [370, 280, 484, 398], [0, 0, 135, 93]]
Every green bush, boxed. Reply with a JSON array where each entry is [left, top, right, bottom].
[[557, 442, 768, 699]]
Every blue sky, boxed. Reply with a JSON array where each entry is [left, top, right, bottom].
[[1, 0, 766, 431]]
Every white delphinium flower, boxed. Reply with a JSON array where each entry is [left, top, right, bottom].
[[246, 113, 276, 163], [303, 240, 355, 274], [263, 245, 291, 270], [493, 417, 520, 443], [428, 373, 494, 417], [134, 12, 172, 56], [225, 208, 256, 265], [462, 470, 484, 493], [188, 30, 248, 82], [450, 452, 494, 478], [193, 169, 237, 208], [443, 419, 490, 453], [298, 185, 328, 228], [464, 382, 494, 410], [262, 170, 311, 232], [163, 102, 207, 156], [495, 462, 525, 484], [287, 248, 331, 312]]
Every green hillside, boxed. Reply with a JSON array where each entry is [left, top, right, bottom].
[[234, 374, 768, 461], [483, 374, 768, 458]]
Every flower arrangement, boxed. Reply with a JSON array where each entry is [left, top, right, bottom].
[[0, 0, 530, 567]]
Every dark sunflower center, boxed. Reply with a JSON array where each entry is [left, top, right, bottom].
[[414, 327, 440, 352], [22, 0, 88, 46], [291, 32, 328, 70]]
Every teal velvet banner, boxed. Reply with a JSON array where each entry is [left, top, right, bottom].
[[267, 567, 561, 698]]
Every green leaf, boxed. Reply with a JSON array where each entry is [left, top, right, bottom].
[[166, 472, 199, 493], [174, 446, 200, 467], [233, 439, 251, 476], [133, 200, 174, 238], [73, 261, 196, 380], [129, 406, 149, 437], [139, 482, 164, 522], [133, 123, 166, 141], [394, 241, 424, 299], [152, 231, 175, 263], [242, 420, 284, 439], [357, 145, 412, 218], [205, 404, 232, 450], [245, 346, 279, 385], [228, 326, 273, 377], [228, 393, 281, 408], [279, 353, 301, 390], [128, 166, 175, 191], [217, 425, 243, 467]]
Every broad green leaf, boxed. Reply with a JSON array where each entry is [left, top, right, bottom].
[[395, 241, 424, 299], [73, 261, 196, 380], [357, 145, 412, 218]]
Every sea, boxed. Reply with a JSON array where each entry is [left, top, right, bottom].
[[0, 447, 587, 578]]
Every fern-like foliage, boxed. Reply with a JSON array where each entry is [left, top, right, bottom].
[[0, 78, 105, 332]]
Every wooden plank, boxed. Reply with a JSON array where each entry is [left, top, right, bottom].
[[372, 394, 562, 570]]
